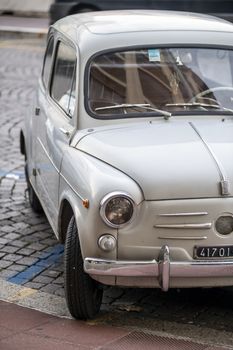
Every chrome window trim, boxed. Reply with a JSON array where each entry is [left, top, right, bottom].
[[84, 44, 233, 120], [50, 39, 77, 119]]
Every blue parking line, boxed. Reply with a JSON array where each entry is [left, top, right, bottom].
[[8, 244, 64, 285], [0, 169, 25, 179]]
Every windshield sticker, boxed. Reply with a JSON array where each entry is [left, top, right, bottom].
[[148, 49, 160, 62]]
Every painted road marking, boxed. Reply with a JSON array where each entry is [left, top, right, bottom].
[[0, 279, 70, 318], [8, 244, 64, 285], [0, 169, 25, 180], [8, 287, 37, 302]]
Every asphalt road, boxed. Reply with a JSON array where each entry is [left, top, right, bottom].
[[1, 36, 233, 348]]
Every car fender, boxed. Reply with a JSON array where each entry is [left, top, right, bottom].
[[58, 147, 144, 258]]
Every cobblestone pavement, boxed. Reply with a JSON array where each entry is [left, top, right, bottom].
[[0, 37, 64, 296], [1, 36, 233, 346]]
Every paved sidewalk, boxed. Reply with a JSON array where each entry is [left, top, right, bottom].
[[0, 300, 230, 350], [0, 15, 49, 36]]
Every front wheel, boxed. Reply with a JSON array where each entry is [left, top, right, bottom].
[[64, 216, 103, 319]]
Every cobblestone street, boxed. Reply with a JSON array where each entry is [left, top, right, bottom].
[[1, 36, 233, 348], [0, 37, 64, 296]]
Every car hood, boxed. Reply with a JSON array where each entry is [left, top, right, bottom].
[[76, 120, 233, 200]]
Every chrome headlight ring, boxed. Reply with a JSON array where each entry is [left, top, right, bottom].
[[100, 191, 136, 228]]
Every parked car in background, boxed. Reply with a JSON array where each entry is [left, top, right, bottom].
[[49, 0, 233, 23], [21, 10, 233, 320]]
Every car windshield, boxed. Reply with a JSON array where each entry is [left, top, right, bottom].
[[88, 47, 233, 118]]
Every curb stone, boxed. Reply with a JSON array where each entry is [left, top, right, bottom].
[[0, 279, 232, 349], [0, 278, 70, 318]]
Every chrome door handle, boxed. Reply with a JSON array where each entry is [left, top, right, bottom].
[[59, 127, 70, 137]]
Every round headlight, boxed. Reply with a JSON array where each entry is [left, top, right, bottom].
[[100, 192, 135, 228]]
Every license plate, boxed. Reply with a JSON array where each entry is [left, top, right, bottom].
[[194, 245, 233, 259]]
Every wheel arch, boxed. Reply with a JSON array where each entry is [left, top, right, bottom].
[[58, 199, 74, 244], [20, 130, 25, 156]]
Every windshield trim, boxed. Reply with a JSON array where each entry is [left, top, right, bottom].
[[84, 43, 233, 120]]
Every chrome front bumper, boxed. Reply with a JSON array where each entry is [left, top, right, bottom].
[[84, 245, 233, 291]]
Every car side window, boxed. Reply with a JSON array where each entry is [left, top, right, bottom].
[[42, 36, 54, 88], [50, 41, 77, 117]]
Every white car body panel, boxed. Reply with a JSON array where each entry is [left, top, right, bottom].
[[23, 10, 233, 291], [76, 118, 233, 200]]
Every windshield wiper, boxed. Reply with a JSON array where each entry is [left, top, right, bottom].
[[95, 103, 172, 120], [166, 102, 215, 109], [165, 102, 233, 113]]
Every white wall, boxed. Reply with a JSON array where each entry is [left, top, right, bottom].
[[0, 0, 53, 14]]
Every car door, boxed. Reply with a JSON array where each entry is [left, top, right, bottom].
[[35, 36, 77, 228]]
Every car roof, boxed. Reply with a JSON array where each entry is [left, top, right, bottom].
[[52, 10, 233, 58], [53, 9, 233, 36]]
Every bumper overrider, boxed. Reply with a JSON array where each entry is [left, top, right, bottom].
[[84, 245, 233, 291]]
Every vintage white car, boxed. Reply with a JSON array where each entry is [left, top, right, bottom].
[[20, 10, 233, 319]]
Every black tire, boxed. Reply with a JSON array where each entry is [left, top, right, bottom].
[[25, 161, 43, 213], [64, 216, 103, 319]]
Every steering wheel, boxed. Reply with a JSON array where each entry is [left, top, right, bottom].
[[191, 86, 233, 107]]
